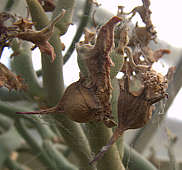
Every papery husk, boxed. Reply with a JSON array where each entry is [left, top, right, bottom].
[[17, 80, 100, 123], [0, 63, 27, 91]]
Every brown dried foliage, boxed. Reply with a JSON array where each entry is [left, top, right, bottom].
[[0, 12, 15, 57], [0, 63, 27, 91], [11, 10, 65, 62], [0, 10, 65, 62]]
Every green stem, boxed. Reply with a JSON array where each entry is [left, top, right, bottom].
[[53, 0, 75, 35], [111, 78, 124, 160], [5, 158, 28, 170], [26, 0, 64, 106], [123, 144, 158, 170], [26, 0, 49, 30], [43, 140, 78, 170], [0, 114, 12, 130], [0, 101, 57, 141], [26, 2, 96, 170], [11, 40, 45, 99], [63, 0, 92, 64], [15, 118, 58, 170], [41, 30, 64, 106], [5, 0, 16, 11], [86, 122, 125, 170], [53, 115, 97, 170]]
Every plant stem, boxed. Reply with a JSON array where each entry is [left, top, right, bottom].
[[123, 144, 158, 170], [86, 122, 125, 170], [5, 158, 28, 170], [63, 0, 92, 64], [53, 0, 75, 35], [26, 1, 96, 170], [11, 40, 45, 99], [53, 115, 97, 170]]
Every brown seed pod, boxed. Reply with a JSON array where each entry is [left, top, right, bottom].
[[16, 80, 114, 125], [90, 68, 168, 164]]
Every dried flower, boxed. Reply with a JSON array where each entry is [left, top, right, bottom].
[[90, 50, 168, 164]]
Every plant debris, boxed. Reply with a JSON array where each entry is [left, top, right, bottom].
[[0, 62, 27, 91], [0, 10, 65, 62]]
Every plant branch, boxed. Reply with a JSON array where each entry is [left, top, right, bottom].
[[26, 0, 64, 106], [53, 0, 75, 35], [63, 0, 92, 64], [52, 115, 97, 170], [25, 2, 96, 170], [11, 40, 46, 99], [123, 144, 158, 170], [86, 122, 125, 170]]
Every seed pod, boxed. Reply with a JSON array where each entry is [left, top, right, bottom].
[[17, 80, 116, 126], [89, 68, 168, 164], [17, 81, 98, 122]]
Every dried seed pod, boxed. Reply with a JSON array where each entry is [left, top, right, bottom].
[[90, 68, 168, 164], [17, 80, 104, 124]]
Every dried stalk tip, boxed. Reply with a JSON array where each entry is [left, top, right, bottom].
[[38, 0, 56, 12], [4, 10, 65, 62]]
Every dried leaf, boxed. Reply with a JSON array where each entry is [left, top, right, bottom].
[[9, 10, 65, 62]]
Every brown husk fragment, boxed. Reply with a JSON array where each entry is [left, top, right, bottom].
[[0, 12, 15, 57], [8, 10, 65, 62], [0, 63, 27, 91], [13, 18, 35, 31]]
